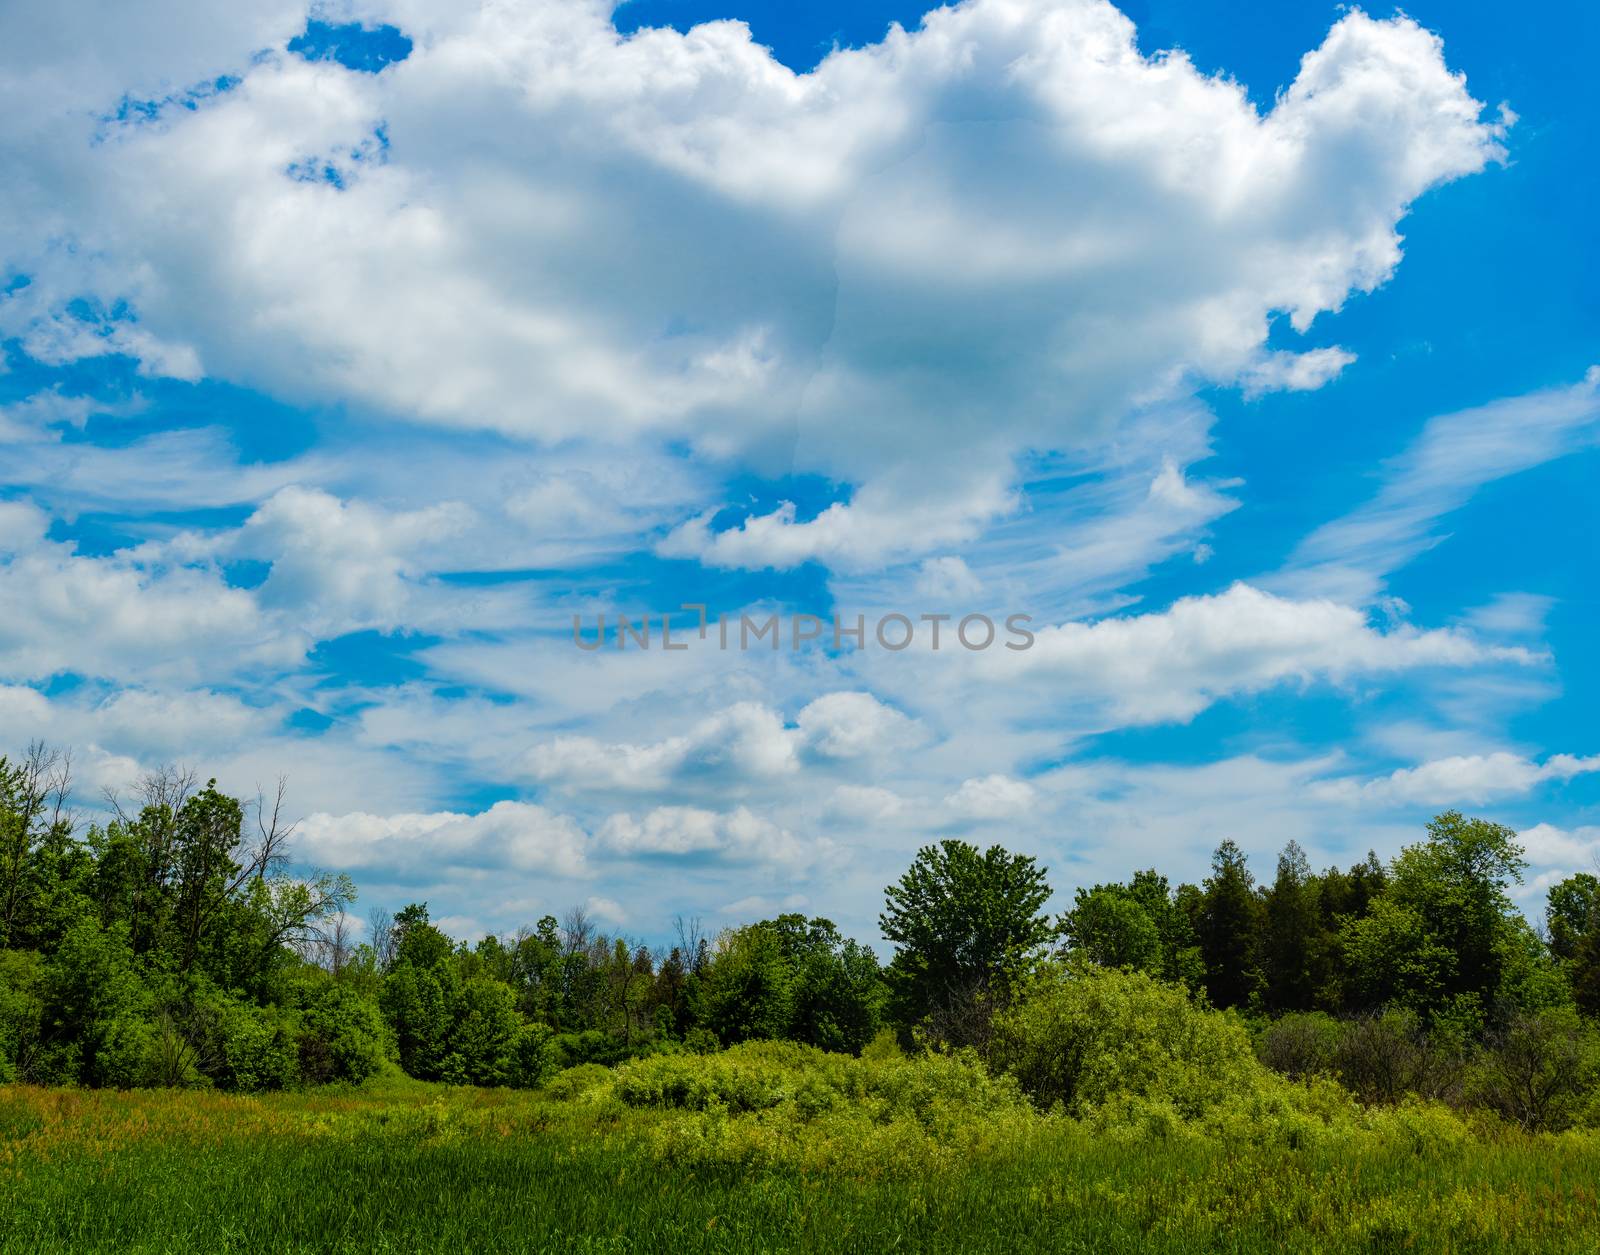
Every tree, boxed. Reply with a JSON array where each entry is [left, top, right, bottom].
[[696, 924, 795, 1046], [1553, 875, 1600, 1016], [1061, 885, 1161, 974], [880, 840, 1055, 1045], [1547, 873, 1599, 962], [1262, 841, 1319, 1012], [1196, 841, 1264, 1010], [0, 743, 73, 949], [768, 914, 886, 1053], [392, 903, 454, 971], [1366, 812, 1529, 1023]]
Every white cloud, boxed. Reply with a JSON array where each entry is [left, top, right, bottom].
[[824, 784, 909, 823], [584, 895, 628, 927], [796, 691, 921, 759], [296, 801, 590, 877], [524, 691, 922, 797], [1317, 752, 1600, 807], [0, 504, 297, 684], [994, 582, 1538, 724], [231, 485, 476, 632], [1516, 823, 1600, 869], [944, 773, 1037, 820], [719, 892, 810, 919], [1240, 347, 1356, 397], [526, 700, 800, 794], [598, 805, 833, 871], [2, 1, 1507, 574]]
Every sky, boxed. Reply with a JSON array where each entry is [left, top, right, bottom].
[[1, 0, 1597, 947]]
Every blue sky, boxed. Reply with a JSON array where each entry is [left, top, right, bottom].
[[1, 0, 1596, 945]]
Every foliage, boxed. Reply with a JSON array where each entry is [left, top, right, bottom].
[[1466, 1008, 1600, 1132], [880, 839, 1055, 1047], [6, 1063, 1600, 1253], [989, 963, 1267, 1117]]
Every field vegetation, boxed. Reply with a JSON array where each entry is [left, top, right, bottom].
[[5, 745, 1600, 1249]]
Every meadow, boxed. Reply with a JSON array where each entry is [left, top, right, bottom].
[[5, 1042, 1600, 1254]]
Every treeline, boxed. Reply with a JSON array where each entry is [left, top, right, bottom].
[[3, 744, 1600, 1114]]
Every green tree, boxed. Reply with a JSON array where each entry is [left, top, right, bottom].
[[1196, 841, 1264, 1010], [1262, 841, 1320, 1012], [880, 840, 1055, 1045], [1339, 813, 1542, 1026], [769, 915, 886, 1054], [1547, 873, 1598, 963], [1553, 875, 1600, 1016], [441, 975, 523, 1086], [696, 924, 795, 1046], [1061, 885, 1161, 974]]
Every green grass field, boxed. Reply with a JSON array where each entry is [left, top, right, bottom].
[[6, 1047, 1600, 1254]]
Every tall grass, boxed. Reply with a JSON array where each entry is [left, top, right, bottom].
[[4, 1049, 1600, 1253]]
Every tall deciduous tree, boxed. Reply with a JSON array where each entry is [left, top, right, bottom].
[[881, 839, 1055, 1045]]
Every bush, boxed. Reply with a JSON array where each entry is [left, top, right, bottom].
[[95, 1013, 160, 1089], [0, 949, 45, 1082], [441, 976, 523, 1087], [612, 1039, 1029, 1127], [1467, 1008, 1600, 1131], [989, 963, 1266, 1118], [1332, 1008, 1464, 1106], [215, 1001, 300, 1091], [1257, 1011, 1342, 1080], [508, 1022, 558, 1089], [299, 986, 387, 1085]]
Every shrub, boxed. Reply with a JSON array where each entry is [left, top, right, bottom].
[[215, 1001, 300, 1091], [612, 1039, 1028, 1127], [442, 976, 522, 1086], [299, 986, 387, 1084], [1466, 1008, 1600, 1131], [508, 1022, 558, 1089], [1257, 1011, 1342, 1080], [989, 963, 1266, 1118], [95, 1012, 160, 1089], [0, 949, 45, 1082], [1332, 1008, 1464, 1106]]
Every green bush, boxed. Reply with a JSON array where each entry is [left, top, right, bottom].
[[1257, 1011, 1343, 1080], [95, 1013, 160, 1089], [1466, 1008, 1600, 1131], [612, 1038, 1029, 1127], [989, 962, 1267, 1117], [215, 1000, 301, 1091], [299, 986, 387, 1084], [0, 948, 45, 1082]]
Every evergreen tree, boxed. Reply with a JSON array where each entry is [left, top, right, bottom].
[[1262, 841, 1319, 1012], [1197, 841, 1264, 1010]]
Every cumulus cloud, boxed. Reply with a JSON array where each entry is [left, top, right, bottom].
[[525, 701, 800, 793], [944, 773, 1037, 820], [230, 485, 476, 631], [796, 691, 921, 759], [525, 691, 920, 794], [597, 805, 833, 871], [0, 501, 298, 684], [1, 0, 1508, 574], [1317, 752, 1600, 807], [296, 801, 590, 877], [993, 582, 1539, 724], [1518, 823, 1600, 870]]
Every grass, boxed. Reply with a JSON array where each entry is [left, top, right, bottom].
[[5, 1060, 1600, 1253]]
